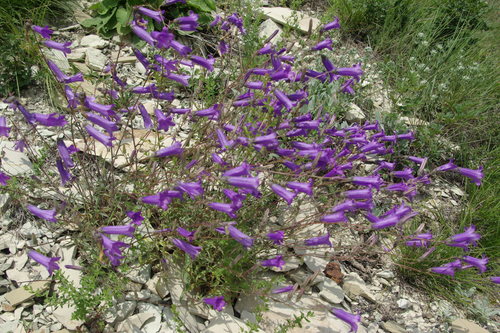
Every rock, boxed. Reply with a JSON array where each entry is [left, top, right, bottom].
[[451, 318, 489, 333], [0, 320, 19, 333], [67, 49, 86, 62], [115, 312, 155, 333], [14, 323, 27, 333], [345, 103, 365, 122], [135, 61, 147, 75], [0, 193, 10, 212], [259, 19, 283, 43], [52, 305, 84, 330], [125, 290, 152, 301], [72, 62, 91, 75], [202, 312, 262, 333], [126, 264, 151, 284], [376, 270, 395, 279], [3, 281, 49, 307], [304, 256, 329, 272], [42, 49, 70, 71], [342, 272, 377, 303], [318, 279, 344, 304], [116, 56, 137, 64], [85, 48, 107, 71], [13, 255, 28, 271], [0, 141, 33, 176], [288, 268, 324, 286], [136, 303, 163, 333], [260, 7, 320, 34], [80, 35, 108, 49], [381, 321, 406, 333], [146, 273, 169, 298], [104, 301, 137, 325], [397, 298, 410, 309]]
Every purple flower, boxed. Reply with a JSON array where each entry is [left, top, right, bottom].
[[336, 63, 363, 81], [210, 15, 221, 27], [203, 296, 226, 311], [406, 233, 433, 247], [138, 103, 153, 129], [462, 255, 488, 273], [0, 116, 10, 137], [311, 39, 333, 51], [267, 230, 285, 245], [447, 225, 481, 249], [164, 0, 186, 5], [164, 72, 191, 86], [127, 211, 144, 225], [274, 89, 294, 111], [152, 27, 174, 49], [86, 112, 118, 134], [228, 225, 254, 248], [43, 40, 71, 55], [216, 129, 234, 150], [84, 97, 116, 118], [352, 175, 384, 190], [191, 55, 215, 72], [155, 142, 184, 157], [11, 100, 35, 124], [490, 277, 500, 284], [141, 191, 171, 210], [223, 163, 252, 177], [397, 131, 415, 141], [137, 6, 164, 23], [131, 21, 155, 46], [392, 168, 414, 180], [32, 25, 53, 39], [28, 250, 60, 276], [175, 11, 199, 31], [343, 189, 372, 200], [195, 104, 221, 120], [101, 225, 136, 238], [371, 215, 400, 229], [254, 133, 278, 147], [208, 202, 237, 218], [408, 156, 427, 165], [27, 204, 57, 223], [261, 255, 286, 270], [321, 212, 348, 223], [100, 234, 130, 266], [272, 285, 294, 294], [56, 159, 72, 186], [172, 238, 201, 259], [227, 176, 259, 191], [219, 40, 229, 55], [331, 308, 361, 332], [14, 141, 27, 151], [434, 159, 457, 172], [155, 109, 175, 132], [170, 40, 192, 56], [33, 113, 67, 127], [0, 172, 10, 186], [177, 181, 204, 199], [226, 13, 246, 34], [286, 181, 313, 196], [85, 125, 116, 147], [177, 227, 195, 242], [322, 17, 340, 31], [457, 166, 483, 186], [304, 232, 332, 247], [270, 184, 296, 205], [431, 259, 463, 277]]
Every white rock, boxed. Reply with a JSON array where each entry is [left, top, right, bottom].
[[260, 7, 320, 34], [0, 320, 19, 333], [318, 279, 344, 304], [345, 103, 365, 122], [42, 49, 70, 71], [115, 312, 155, 333], [67, 49, 87, 62], [146, 273, 169, 298], [85, 48, 107, 71], [135, 61, 147, 75], [259, 19, 283, 44], [0, 141, 33, 176], [126, 264, 151, 284], [202, 312, 262, 333], [52, 305, 84, 330], [80, 35, 108, 49], [397, 298, 410, 309], [342, 272, 377, 303], [376, 270, 395, 279], [451, 318, 489, 333], [104, 301, 137, 324], [303, 256, 329, 273], [136, 303, 162, 333]]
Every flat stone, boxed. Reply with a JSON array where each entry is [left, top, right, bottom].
[[260, 7, 320, 34], [451, 318, 489, 333], [202, 312, 262, 333], [0, 320, 19, 333], [117, 56, 137, 63], [115, 312, 155, 333], [0, 141, 33, 176], [318, 279, 344, 304], [259, 19, 283, 43], [397, 298, 410, 309], [85, 48, 107, 71], [146, 273, 169, 298], [67, 49, 86, 62], [345, 103, 365, 122], [135, 303, 162, 333], [42, 49, 70, 71], [80, 35, 108, 49], [52, 305, 84, 330], [126, 264, 151, 284], [104, 301, 136, 325], [3, 281, 49, 307], [381, 321, 406, 333], [376, 270, 395, 279], [342, 272, 377, 303], [304, 256, 329, 273]]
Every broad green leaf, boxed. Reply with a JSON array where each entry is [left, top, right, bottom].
[[187, 0, 216, 13], [116, 7, 131, 26], [81, 17, 103, 28], [116, 24, 131, 35]]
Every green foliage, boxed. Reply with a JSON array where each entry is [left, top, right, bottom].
[[276, 311, 314, 333], [83, 0, 215, 38]]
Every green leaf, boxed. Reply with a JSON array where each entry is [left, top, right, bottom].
[[81, 17, 103, 28], [116, 7, 131, 26], [187, 0, 216, 13]]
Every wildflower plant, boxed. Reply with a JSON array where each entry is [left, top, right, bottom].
[[0, 2, 496, 330]]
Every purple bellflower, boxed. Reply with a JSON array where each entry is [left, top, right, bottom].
[[137, 6, 164, 23], [172, 238, 201, 259], [141, 191, 171, 210], [304, 232, 332, 247], [131, 21, 155, 46], [175, 11, 199, 31], [447, 225, 481, 250], [227, 225, 254, 249], [434, 159, 457, 172], [85, 125, 116, 147], [155, 109, 175, 132], [272, 285, 294, 294], [286, 181, 313, 196], [100, 234, 130, 266], [127, 211, 144, 225], [56, 159, 72, 186], [227, 176, 259, 191], [311, 39, 333, 51], [177, 227, 195, 242], [270, 184, 296, 205], [101, 225, 136, 238], [331, 308, 361, 332], [261, 255, 286, 270], [321, 212, 348, 223], [204, 296, 226, 311], [28, 250, 60, 276], [138, 103, 153, 129], [0, 116, 10, 137], [457, 166, 483, 186], [352, 175, 384, 190], [27, 204, 57, 223], [267, 230, 285, 245], [431, 259, 463, 277], [33, 113, 67, 127], [155, 142, 184, 157], [191, 55, 215, 72], [322, 17, 340, 31], [0, 172, 10, 186], [177, 181, 204, 199], [43, 40, 71, 55], [462, 255, 488, 273], [86, 112, 118, 134], [32, 25, 53, 39]]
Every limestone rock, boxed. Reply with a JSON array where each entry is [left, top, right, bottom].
[[80, 35, 108, 49], [259, 19, 283, 44], [115, 312, 155, 333], [260, 7, 320, 34], [52, 305, 84, 330], [342, 272, 377, 303], [3, 281, 49, 307], [85, 48, 107, 71], [104, 301, 137, 325], [42, 49, 70, 71], [381, 321, 406, 333], [345, 103, 365, 122], [451, 318, 489, 333], [0, 141, 33, 176], [318, 279, 344, 304]]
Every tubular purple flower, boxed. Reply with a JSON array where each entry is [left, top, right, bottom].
[[175, 11, 199, 31], [490, 277, 500, 284], [344, 189, 372, 200], [33, 113, 67, 127], [210, 15, 221, 27], [371, 215, 400, 229], [267, 230, 285, 245], [321, 212, 348, 223], [137, 103, 153, 129], [32, 25, 53, 38], [447, 225, 481, 250], [14, 140, 27, 152], [385, 183, 410, 192], [204, 296, 226, 311], [164, 72, 190, 86], [0, 172, 10, 186], [216, 129, 233, 150], [332, 200, 357, 213], [305, 233, 332, 247], [172, 238, 201, 259], [397, 131, 415, 141], [431, 260, 463, 277], [322, 17, 340, 31], [223, 163, 252, 177], [408, 156, 427, 165], [392, 168, 414, 180], [57, 140, 74, 168], [137, 6, 164, 23], [127, 211, 144, 225], [27, 204, 57, 222], [155, 109, 175, 132], [170, 40, 192, 56], [12, 101, 35, 124], [56, 159, 72, 186], [43, 40, 71, 55], [352, 175, 384, 190], [336, 63, 363, 81], [191, 55, 215, 72], [195, 104, 221, 120], [164, 0, 186, 5], [177, 181, 204, 199], [86, 112, 118, 134], [84, 97, 116, 118], [434, 159, 457, 172], [227, 176, 259, 191], [311, 38, 333, 51], [85, 125, 115, 147], [131, 21, 155, 46], [152, 27, 174, 49], [141, 192, 171, 210], [0, 116, 10, 137], [331, 308, 360, 332], [245, 81, 264, 90], [457, 166, 483, 186], [261, 255, 285, 270], [100, 234, 130, 266], [155, 142, 183, 157], [254, 133, 278, 147], [274, 89, 294, 111], [28, 250, 60, 276], [270, 184, 296, 205], [101, 225, 135, 238], [227, 13, 246, 34], [296, 120, 320, 130], [286, 181, 313, 196], [272, 285, 294, 294], [208, 202, 237, 218], [64, 85, 79, 108], [462, 255, 488, 273], [227, 225, 254, 249]]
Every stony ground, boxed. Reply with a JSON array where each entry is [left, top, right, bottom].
[[0, 1, 496, 332]]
